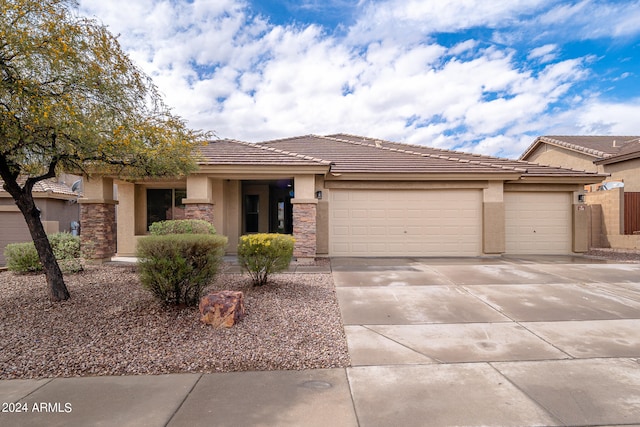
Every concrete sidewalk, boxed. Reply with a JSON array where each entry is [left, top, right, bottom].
[[2, 256, 640, 426]]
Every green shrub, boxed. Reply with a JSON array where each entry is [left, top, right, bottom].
[[49, 232, 83, 273], [237, 233, 295, 286], [4, 242, 41, 273], [49, 232, 81, 259], [4, 232, 83, 274], [136, 234, 228, 306], [149, 219, 216, 236]]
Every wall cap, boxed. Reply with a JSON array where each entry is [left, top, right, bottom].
[[291, 198, 318, 204]]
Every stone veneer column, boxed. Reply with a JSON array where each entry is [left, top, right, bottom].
[[292, 201, 317, 259], [80, 203, 116, 261], [185, 203, 215, 224]]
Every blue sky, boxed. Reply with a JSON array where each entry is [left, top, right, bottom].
[[79, 0, 640, 158]]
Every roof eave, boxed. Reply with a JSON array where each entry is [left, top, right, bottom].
[[594, 151, 640, 165], [519, 137, 545, 161], [325, 172, 523, 181], [194, 164, 331, 177], [508, 175, 607, 185]]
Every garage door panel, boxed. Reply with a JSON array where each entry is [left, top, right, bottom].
[[333, 192, 350, 202], [351, 226, 368, 235], [388, 225, 406, 234], [329, 189, 482, 256], [505, 192, 571, 255], [333, 209, 349, 219], [388, 210, 406, 219]]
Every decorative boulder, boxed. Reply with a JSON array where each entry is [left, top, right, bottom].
[[199, 291, 245, 328]]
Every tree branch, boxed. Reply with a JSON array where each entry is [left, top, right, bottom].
[[0, 153, 22, 197]]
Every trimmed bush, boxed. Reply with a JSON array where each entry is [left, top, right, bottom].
[[4, 242, 41, 273], [49, 232, 83, 273], [136, 234, 228, 306], [149, 219, 216, 236], [4, 232, 82, 274], [237, 233, 295, 286]]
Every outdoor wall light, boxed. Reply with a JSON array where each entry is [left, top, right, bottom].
[[316, 191, 323, 200]]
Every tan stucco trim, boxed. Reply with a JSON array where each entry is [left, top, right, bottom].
[[482, 181, 505, 254], [573, 204, 589, 252], [316, 200, 329, 255], [294, 175, 315, 199], [291, 198, 318, 204], [116, 182, 136, 256], [133, 181, 186, 188], [0, 205, 20, 212], [182, 198, 213, 204], [78, 198, 118, 205], [324, 180, 490, 190], [483, 202, 505, 254], [504, 183, 583, 192]]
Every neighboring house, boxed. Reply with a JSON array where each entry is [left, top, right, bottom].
[[520, 135, 640, 191], [78, 134, 605, 261], [0, 177, 80, 266], [520, 136, 640, 249]]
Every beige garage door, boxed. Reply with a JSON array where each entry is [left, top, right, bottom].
[[0, 212, 31, 266], [505, 192, 572, 254], [329, 189, 482, 256]]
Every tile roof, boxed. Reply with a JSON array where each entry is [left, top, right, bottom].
[[196, 139, 331, 167], [596, 139, 640, 164], [259, 134, 603, 178], [520, 135, 640, 161], [258, 135, 523, 175], [0, 178, 77, 196]]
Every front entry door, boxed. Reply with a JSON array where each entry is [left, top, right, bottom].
[[269, 186, 293, 234], [242, 181, 293, 234]]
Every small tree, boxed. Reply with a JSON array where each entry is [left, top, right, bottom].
[[237, 234, 295, 286], [0, 0, 209, 301]]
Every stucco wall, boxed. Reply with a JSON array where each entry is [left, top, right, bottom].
[[585, 188, 623, 248], [526, 145, 601, 173], [604, 158, 640, 191], [39, 199, 79, 233], [315, 175, 329, 255], [224, 180, 241, 254], [483, 181, 505, 254]]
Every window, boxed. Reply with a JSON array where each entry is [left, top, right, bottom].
[[245, 194, 259, 233], [146, 189, 186, 230]]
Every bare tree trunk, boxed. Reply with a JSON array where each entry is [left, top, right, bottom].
[[15, 190, 70, 301], [0, 157, 70, 301]]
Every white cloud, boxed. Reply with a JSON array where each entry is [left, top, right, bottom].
[[535, 0, 640, 39], [576, 100, 640, 134], [348, 0, 549, 44], [527, 44, 558, 63], [77, 0, 639, 158]]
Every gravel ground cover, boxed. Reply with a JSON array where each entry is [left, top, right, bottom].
[[585, 248, 640, 263], [0, 263, 350, 379]]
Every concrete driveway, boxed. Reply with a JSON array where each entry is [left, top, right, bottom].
[[334, 256, 640, 427]]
